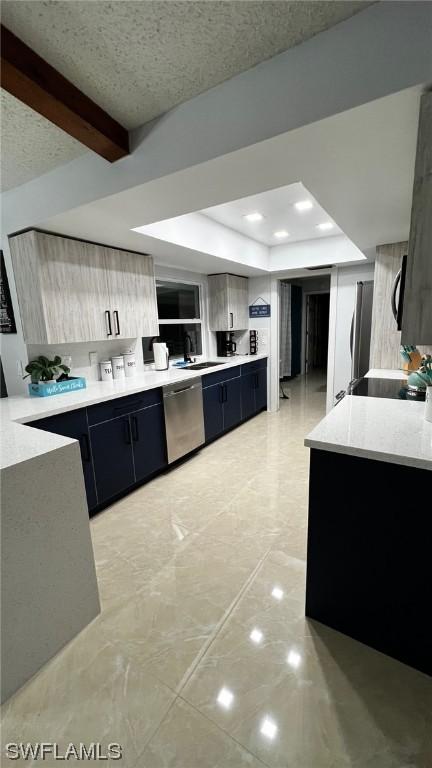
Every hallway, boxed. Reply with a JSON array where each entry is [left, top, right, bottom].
[[2, 374, 430, 767]]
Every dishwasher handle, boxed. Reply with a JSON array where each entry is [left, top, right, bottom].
[[164, 383, 201, 398]]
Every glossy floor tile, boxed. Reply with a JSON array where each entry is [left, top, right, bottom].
[[2, 372, 431, 767]]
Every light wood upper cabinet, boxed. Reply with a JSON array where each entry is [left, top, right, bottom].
[[9, 230, 158, 344], [103, 247, 158, 339], [401, 91, 432, 345], [370, 241, 432, 369], [208, 273, 249, 331]]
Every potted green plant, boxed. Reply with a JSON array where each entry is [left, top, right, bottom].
[[23, 355, 70, 383], [23, 355, 86, 398]]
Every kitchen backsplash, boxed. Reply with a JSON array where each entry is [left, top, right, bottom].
[[26, 339, 143, 382]]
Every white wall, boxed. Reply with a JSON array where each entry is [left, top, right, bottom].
[[327, 261, 375, 410], [135, 213, 269, 272], [271, 235, 365, 271]]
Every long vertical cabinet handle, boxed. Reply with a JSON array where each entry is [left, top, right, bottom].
[[230, 312, 234, 329], [123, 418, 132, 445], [223, 383, 228, 402], [255, 373, 259, 389], [114, 310, 120, 336], [219, 384, 224, 404], [131, 415, 139, 442], [80, 433, 91, 462], [105, 310, 112, 337]]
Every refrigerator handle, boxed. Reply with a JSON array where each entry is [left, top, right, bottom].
[[350, 282, 363, 380]]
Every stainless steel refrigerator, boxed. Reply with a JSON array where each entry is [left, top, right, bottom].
[[350, 280, 374, 380]]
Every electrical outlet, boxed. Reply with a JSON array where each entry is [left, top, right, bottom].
[[16, 360, 24, 377], [89, 352, 98, 366]]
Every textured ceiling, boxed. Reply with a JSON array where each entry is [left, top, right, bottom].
[[0, 91, 86, 192], [1, 0, 373, 192]]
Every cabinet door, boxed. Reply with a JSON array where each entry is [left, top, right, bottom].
[[223, 377, 242, 432], [38, 233, 111, 343], [104, 248, 159, 339], [131, 404, 167, 483], [241, 372, 256, 421], [30, 409, 97, 511], [203, 383, 224, 442], [255, 368, 267, 412], [401, 92, 432, 345], [90, 417, 135, 504], [228, 275, 249, 331], [208, 274, 229, 331]]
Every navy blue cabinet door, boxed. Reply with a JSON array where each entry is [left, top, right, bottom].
[[90, 417, 135, 504], [255, 368, 267, 412], [223, 377, 242, 431], [241, 372, 256, 421], [30, 409, 97, 510], [203, 384, 224, 442], [131, 405, 167, 483]]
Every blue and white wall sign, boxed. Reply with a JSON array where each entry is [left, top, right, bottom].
[[249, 299, 271, 318]]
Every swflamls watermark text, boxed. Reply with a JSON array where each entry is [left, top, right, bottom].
[[5, 743, 123, 761]]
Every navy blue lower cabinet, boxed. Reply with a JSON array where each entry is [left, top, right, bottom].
[[223, 377, 242, 431], [131, 404, 167, 482], [241, 372, 256, 421], [90, 417, 135, 505], [256, 368, 267, 412], [29, 409, 97, 511], [203, 383, 224, 442]]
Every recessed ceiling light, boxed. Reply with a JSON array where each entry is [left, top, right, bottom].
[[260, 717, 278, 740], [249, 628, 264, 644], [294, 200, 313, 212], [244, 212, 264, 222], [217, 687, 234, 709], [274, 230, 290, 239], [317, 222, 334, 231]]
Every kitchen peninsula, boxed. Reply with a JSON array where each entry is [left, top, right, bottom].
[[0, 354, 267, 702], [304, 394, 431, 676]]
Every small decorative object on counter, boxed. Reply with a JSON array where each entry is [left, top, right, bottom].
[[407, 354, 432, 391], [425, 385, 432, 423], [123, 352, 136, 377], [23, 354, 86, 397], [153, 342, 169, 371], [100, 360, 113, 381], [111, 355, 125, 379], [400, 345, 422, 373], [250, 330, 258, 355]]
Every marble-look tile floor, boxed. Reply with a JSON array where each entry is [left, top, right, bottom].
[[2, 373, 431, 767]]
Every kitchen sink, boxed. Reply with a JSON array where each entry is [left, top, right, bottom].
[[185, 361, 222, 370]]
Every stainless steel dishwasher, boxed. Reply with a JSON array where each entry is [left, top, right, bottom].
[[163, 377, 205, 463]]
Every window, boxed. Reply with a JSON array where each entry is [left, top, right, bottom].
[[143, 279, 202, 362]]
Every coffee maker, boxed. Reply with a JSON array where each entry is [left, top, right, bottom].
[[216, 331, 237, 357]]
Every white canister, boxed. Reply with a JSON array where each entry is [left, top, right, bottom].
[[99, 360, 113, 381], [123, 352, 136, 378], [112, 356, 125, 380], [425, 385, 432, 423]]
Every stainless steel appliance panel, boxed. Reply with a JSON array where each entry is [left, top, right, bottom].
[[350, 280, 374, 380], [163, 377, 205, 463]]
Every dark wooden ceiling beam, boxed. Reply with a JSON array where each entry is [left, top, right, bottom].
[[1, 25, 129, 162]]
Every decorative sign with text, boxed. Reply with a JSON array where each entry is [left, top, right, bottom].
[[249, 297, 271, 318], [0, 251, 17, 334]]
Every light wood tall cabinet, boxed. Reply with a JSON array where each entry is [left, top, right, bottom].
[[9, 230, 158, 344], [370, 241, 432, 370], [401, 91, 432, 345], [208, 273, 249, 331]]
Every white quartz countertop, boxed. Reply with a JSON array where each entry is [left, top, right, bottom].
[[305, 395, 431, 471], [366, 368, 408, 380], [0, 355, 266, 470]]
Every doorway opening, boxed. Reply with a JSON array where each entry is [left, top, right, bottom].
[[279, 275, 331, 394]]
